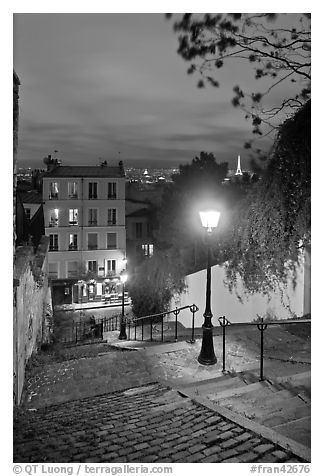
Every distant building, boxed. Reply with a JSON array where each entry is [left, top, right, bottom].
[[125, 167, 178, 184], [42, 159, 127, 305], [126, 204, 154, 268], [125, 181, 164, 270], [16, 189, 45, 248], [19, 190, 43, 221]]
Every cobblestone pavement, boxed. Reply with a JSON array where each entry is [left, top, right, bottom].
[[22, 349, 153, 408], [14, 382, 305, 463]]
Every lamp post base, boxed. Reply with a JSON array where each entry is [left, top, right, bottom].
[[198, 325, 217, 365], [118, 324, 127, 340]]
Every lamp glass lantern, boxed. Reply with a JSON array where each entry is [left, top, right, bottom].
[[199, 210, 221, 232], [120, 272, 128, 284]]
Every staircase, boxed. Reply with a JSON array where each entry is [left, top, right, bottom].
[[177, 366, 311, 448]]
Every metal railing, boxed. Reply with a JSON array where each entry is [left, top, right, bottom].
[[131, 305, 199, 343], [102, 315, 120, 332], [218, 316, 311, 381], [59, 320, 104, 344], [101, 304, 199, 343]]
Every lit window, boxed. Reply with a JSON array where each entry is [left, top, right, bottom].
[[106, 259, 116, 274], [142, 243, 154, 257], [49, 209, 59, 227], [49, 182, 58, 199], [68, 234, 78, 250], [69, 209, 78, 225]]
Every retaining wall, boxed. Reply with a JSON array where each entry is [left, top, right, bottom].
[[13, 236, 53, 405]]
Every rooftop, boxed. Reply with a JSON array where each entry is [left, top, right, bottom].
[[43, 165, 125, 179], [18, 190, 43, 204], [126, 208, 151, 218]]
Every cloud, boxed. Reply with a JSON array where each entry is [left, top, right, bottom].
[[15, 13, 274, 170]]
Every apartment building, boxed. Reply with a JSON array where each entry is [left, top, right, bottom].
[[42, 160, 127, 304]]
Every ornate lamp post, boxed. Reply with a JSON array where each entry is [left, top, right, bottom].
[[198, 209, 221, 365], [118, 270, 128, 340]]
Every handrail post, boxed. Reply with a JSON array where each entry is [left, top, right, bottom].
[[257, 318, 268, 381], [142, 319, 144, 341], [188, 304, 198, 344], [223, 324, 225, 372], [161, 314, 164, 342], [173, 307, 180, 342], [150, 316, 153, 342], [218, 316, 229, 373]]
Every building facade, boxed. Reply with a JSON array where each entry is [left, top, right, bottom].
[[42, 161, 127, 304]]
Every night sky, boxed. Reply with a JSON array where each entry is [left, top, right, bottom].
[[13, 12, 301, 170]]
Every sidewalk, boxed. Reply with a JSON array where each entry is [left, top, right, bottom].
[[55, 299, 132, 311]]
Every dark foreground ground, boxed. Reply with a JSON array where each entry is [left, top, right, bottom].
[[14, 322, 311, 463]]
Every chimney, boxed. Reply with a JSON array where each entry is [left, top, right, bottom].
[[119, 160, 125, 176], [43, 154, 61, 172]]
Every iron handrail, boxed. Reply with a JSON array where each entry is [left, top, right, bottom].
[[132, 304, 195, 323], [218, 316, 311, 381], [218, 317, 311, 327], [129, 304, 199, 343], [100, 304, 199, 344]]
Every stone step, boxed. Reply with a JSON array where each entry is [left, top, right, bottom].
[[238, 371, 262, 385], [210, 386, 295, 411], [262, 363, 311, 379], [223, 393, 304, 421], [268, 371, 311, 402], [215, 379, 282, 400], [239, 364, 310, 381], [184, 375, 253, 396], [178, 372, 235, 389], [272, 416, 311, 448], [260, 402, 311, 428], [269, 370, 311, 386]]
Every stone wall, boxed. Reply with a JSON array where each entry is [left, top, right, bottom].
[[13, 236, 53, 405]]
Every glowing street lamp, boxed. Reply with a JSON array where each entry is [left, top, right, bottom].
[[118, 270, 128, 340], [198, 209, 221, 365]]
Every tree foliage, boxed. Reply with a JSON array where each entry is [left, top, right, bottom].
[[167, 13, 311, 150], [224, 100, 310, 294], [128, 251, 186, 318], [155, 151, 230, 273]]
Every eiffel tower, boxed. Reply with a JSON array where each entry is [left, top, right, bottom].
[[235, 155, 243, 176]]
